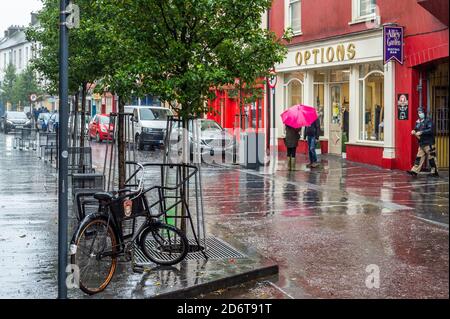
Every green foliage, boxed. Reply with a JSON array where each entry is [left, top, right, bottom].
[[26, 0, 288, 118], [26, 0, 108, 95], [0, 64, 17, 106], [98, 0, 288, 117], [0, 65, 42, 107], [13, 67, 42, 106]]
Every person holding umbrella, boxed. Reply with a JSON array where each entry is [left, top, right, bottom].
[[281, 104, 319, 171], [284, 124, 301, 171]]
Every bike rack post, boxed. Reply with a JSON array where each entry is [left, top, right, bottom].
[[163, 116, 208, 259]]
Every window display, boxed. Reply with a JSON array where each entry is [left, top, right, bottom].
[[359, 62, 384, 141], [313, 71, 325, 136]]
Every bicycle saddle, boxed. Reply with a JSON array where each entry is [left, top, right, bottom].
[[94, 192, 114, 202]]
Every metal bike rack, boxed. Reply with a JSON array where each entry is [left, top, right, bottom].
[[162, 116, 207, 259]]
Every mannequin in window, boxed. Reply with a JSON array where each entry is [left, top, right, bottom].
[[342, 104, 349, 137], [374, 104, 382, 139]]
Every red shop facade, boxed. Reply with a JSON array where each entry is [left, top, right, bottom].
[[207, 85, 266, 134], [269, 0, 448, 170]]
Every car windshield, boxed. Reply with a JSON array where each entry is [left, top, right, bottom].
[[200, 120, 223, 131], [139, 108, 171, 121], [98, 116, 110, 124], [8, 112, 27, 119]]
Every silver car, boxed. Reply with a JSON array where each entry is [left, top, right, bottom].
[[170, 119, 235, 157]]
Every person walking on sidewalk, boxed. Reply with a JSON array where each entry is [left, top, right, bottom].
[[407, 108, 439, 177], [304, 118, 321, 168], [284, 125, 300, 171]]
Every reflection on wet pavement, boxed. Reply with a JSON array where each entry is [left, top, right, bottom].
[[0, 134, 448, 298]]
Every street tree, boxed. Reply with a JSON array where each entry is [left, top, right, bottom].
[[0, 64, 18, 109], [27, 0, 108, 145], [98, 0, 289, 229], [12, 67, 43, 107]]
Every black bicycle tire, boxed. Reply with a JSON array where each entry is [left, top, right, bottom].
[[139, 223, 188, 266], [70, 218, 118, 295]]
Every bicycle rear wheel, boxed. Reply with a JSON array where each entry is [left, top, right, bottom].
[[70, 218, 118, 295], [139, 223, 188, 266]]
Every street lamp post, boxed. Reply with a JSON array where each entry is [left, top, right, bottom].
[[58, 0, 70, 299]]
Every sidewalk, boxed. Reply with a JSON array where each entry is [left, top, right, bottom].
[[0, 133, 448, 298]]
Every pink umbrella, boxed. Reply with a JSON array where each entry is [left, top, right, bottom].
[[280, 104, 318, 129]]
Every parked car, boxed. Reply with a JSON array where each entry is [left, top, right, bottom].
[[124, 106, 174, 150], [170, 119, 235, 157], [88, 114, 113, 142], [0, 111, 32, 133], [47, 112, 59, 132], [36, 112, 51, 131]]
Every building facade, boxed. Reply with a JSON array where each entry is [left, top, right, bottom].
[[0, 13, 44, 112], [268, 0, 448, 170]]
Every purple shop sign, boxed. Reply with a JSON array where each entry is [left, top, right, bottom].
[[384, 26, 404, 64]]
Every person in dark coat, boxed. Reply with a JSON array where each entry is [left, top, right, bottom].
[[407, 108, 439, 177], [284, 125, 300, 171], [304, 118, 321, 168]]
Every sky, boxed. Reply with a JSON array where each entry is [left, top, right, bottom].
[[0, 0, 43, 36]]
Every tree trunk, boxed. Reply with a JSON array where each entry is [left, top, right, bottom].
[[118, 97, 126, 190], [79, 82, 87, 171]]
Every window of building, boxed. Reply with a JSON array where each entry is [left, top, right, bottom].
[[18, 49, 22, 69], [3, 53, 6, 68], [284, 72, 304, 110], [13, 50, 16, 67], [285, 0, 302, 35], [359, 62, 384, 141], [25, 47, 29, 65], [313, 71, 325, 136], [351, 0, 376, 23]]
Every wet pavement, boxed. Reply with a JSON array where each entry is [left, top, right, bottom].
[[0, 132, 448, 298]]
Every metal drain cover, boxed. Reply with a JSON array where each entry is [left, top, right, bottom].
[[132, 236, 248, 268]]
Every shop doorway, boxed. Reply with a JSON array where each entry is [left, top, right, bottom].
[[328, 70, 350, 155], [428, 60, 449, 169]]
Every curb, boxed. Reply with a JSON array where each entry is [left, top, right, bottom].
[[150, 263, 279, 299]]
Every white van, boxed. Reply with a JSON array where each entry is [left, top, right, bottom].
[[124, 105, 174, 150]]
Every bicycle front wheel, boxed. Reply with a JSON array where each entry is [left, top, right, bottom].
[[139, 223, 188, 266], [70, 218, 118, 295]]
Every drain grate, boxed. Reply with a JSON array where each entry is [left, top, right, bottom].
[[133, 236, 248, 267]]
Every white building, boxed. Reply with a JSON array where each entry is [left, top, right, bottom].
[[0, 14, 39, 86]]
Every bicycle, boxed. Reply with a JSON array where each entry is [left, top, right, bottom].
[[70, 161, 196, 295]]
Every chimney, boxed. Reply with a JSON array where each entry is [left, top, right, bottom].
[[31, 12, 38, 25]]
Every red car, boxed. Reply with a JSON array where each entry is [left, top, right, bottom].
[[88, 114, 113, 142]]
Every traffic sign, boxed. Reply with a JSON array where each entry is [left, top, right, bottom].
[[268, 69, 277, 88], [29, 93, 38, 102]]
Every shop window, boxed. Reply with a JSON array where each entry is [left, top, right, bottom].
[[313, 71, 325, 137], [359, 64, 384, 142], [284, 72, 304, 110], [285, 0, 302, 35], [351, 0, 376, 23], [330, 69, 350, 83]]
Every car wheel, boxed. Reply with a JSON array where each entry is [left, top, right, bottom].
[[135, 134, 144, 150], [96, 132, 101, 143]]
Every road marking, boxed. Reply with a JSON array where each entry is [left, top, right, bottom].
[[413, 216, 449, 230], [266, 281, 295, 299]]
